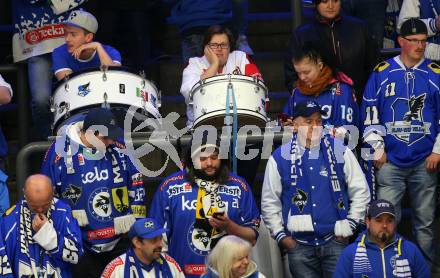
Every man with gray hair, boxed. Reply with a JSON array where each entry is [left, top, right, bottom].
[[0, 174, 83, 277]]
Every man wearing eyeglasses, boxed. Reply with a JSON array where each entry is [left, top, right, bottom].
[[361, 18, 440, 266]]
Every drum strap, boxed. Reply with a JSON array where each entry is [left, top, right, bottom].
[[225, 82, 238, 174]]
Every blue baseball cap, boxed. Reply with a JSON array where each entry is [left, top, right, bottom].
[[367, 199, 395, 218], [82, 108, 124, 141], [128, 218, 168, 239], [292, 100, 327, 119]]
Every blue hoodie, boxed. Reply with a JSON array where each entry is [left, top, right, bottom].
[[334, 232, 429, 278]]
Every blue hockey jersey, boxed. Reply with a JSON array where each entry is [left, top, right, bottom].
[[149, 170, 260, 278], [284, 81, 359, 128], [1, 198, 83, 278], [361, 56, 440, 168], [41, 126, 146, 254]]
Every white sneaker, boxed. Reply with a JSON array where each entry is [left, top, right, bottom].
[[236, 35, 254, 55]]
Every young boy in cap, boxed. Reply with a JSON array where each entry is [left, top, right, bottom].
[[261, 100, 370, 278], [52, 10, 121, 80], [101, 218, 184, 278], [334, 199, 429, 277], [361, 17, 440, 264], [41, 108, 146, 278]]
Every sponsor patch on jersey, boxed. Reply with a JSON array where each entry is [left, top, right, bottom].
[[101, 257, 123, 278], [374, 61, 390, 72], [292, 188, 308, 213], [77, 153, 85, 166], [164, 254, 182, 272], [111, 187, 129, 213], [131, 205, 147, 217], [77, 82, 91, 97], [387, 93, 430, 145], [217, 186, 241, 198], [167, 182, 192, 197], [87, 227, 116, 241], [88, 188, 112, 221], [131, 173, 143, 186], [184, 264, 206, 276], [61, 184, 82, 205], [428, 62, 440, 74]]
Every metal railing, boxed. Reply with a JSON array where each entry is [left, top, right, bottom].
[[15, 131, 291, 199]]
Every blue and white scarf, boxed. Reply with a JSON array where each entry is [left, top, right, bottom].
[[18, 199, 59, 277], [123, 248, 173, 278], [287, 133, 354, 237], [353, 234, 412, 277]]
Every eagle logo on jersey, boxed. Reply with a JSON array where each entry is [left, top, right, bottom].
[[292, 189, 308, 213], [89, 188, 112, 221], [403, 94, 425, 122], [387, 93, 431, 145]]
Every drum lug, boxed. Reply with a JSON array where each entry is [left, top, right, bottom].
[[102, 92, 110, 109], [50, 97, 55, 113], [157, 90, 162, 108], [101, 65, 108, 81], [64, 74, 70, 91], [200, 88, 205, 95], [254, 86, 260, 93], [201, 108, 207, 114]]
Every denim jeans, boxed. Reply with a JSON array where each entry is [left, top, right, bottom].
[[27, 54, 53, 140], [376, 160, 437, 262], [287, 239, 347, 278], [341, 0, 387, 50]]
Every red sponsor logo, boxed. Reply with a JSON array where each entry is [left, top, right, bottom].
[[87, 227, 115, 240], [164, 254, 182, 272], [25, 24, 65, 45], [101, 257, 123, 278], [184, 264, 206, 275]]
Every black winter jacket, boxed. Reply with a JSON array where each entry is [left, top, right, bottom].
[[284, 15, 380, 101]]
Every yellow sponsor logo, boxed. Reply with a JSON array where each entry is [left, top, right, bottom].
[[131, 205, 146, 217], [374, 61, 389, 72], [428, 62, 440, 74], [111, 187, 129, 213]]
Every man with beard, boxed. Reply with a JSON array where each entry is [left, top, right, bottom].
[[149, 135, 260, 277], [101, 218, 184, 277], [334, 199, 429, 277]]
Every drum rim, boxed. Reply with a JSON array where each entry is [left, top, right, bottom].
[[193, 112, 268, 128], [53, 103, 159, 133], [53, 66, 159, 93], [193, 108, 267, 126], [189, 74, 267, 93]]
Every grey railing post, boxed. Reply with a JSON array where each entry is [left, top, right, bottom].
[[291, 0, 303, 31]]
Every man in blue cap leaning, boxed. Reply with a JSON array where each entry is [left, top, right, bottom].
[[101, 218, 185, 277]]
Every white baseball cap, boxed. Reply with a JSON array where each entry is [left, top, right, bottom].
[[65, 10, 98, 34]]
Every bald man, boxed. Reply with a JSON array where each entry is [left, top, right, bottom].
[[0, 174, 83, 277]]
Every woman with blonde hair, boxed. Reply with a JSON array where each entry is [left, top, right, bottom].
[[202, 235, 266, 278]]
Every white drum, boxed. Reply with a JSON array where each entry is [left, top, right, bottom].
[[189, 74, 269, 128], [51, 67, 161, 133]]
